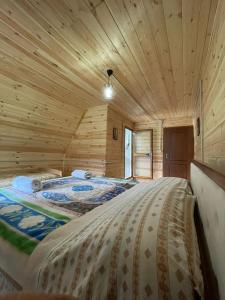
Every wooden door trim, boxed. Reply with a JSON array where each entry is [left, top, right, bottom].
[[133, 129, 153, 179]]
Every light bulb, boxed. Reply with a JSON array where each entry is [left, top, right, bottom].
[[103, 83, 114, 100]]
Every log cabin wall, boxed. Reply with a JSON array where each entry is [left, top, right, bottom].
[[193, 0, 225, 176]]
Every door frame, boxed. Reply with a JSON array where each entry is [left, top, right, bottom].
[[132, 129, 153, 179], [124, 126, 133, 179]]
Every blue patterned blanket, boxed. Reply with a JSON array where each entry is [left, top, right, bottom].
[[0, 189, 70, 255], [0, 176, 136, 255], [36, 176, 136, 215]]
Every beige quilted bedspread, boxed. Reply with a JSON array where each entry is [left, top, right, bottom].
[[25, 177, 203, 300]]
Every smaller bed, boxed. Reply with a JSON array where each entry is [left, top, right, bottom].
[[0, 169, 62, 188], [0, 175, 137, 292]]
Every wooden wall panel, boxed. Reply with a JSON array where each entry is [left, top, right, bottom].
[[134, 121, 163, 179], [64, 105, 108, 176], [135, 117, 193, 179], [0, 74, 84, 175], [0, 151, 63, 176], [164, 117, 193, 128], [194, 0, 225, 176], [64, 105, 134, 178], [105, 106, 134, 178]]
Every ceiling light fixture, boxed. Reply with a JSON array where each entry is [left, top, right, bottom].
[[103, 69, 115, 100]]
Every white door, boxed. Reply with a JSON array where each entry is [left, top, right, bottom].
[[124, 128, 133, 178]]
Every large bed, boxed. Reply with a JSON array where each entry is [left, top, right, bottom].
[[0, 175, 203, 299]]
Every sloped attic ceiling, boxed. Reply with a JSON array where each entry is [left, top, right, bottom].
[[0, 0, 218, 123]]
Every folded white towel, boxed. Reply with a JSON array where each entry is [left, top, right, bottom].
[[71, 169, 92, 179], [12, 176, 42, 193]]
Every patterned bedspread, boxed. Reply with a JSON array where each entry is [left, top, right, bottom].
[[0, 176, 136, 289], [25, 177, 203, 300], [0, 176, 135, 256], [35, 176, 136, 216], [0, 189, 71, 255]]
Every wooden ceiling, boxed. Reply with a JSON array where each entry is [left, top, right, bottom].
[[0, 0, 218, 122]]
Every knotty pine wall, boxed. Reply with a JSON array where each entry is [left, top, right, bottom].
[[0, 75, 84, 177], [106, 107, 134, 178], [134, 121, 163, 179], [64, 105, 108, 176], [135, 117, 193, 179], [64, 104, 134, 178], [193, 0, 225, 176]]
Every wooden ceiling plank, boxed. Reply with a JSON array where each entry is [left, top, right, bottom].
[[84, 0, 160, 118], [182, 0, 202, 115], [122, 0, 173, 115], [162, 0, 184, 116], [187, 0, 212, 114], [0, 73, 84, 115], [0, 1, 105, 103], [24, 0, 150, 120], [43, 0, 150, 120], [0, 0, 217, 122], [0, 32, 101, 108], [142, 0, 179, 117], [104, 0, 163, 115]]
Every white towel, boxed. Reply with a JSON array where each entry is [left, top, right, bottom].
[[71, 169, 92, 179], [12, 176, 42, 193]]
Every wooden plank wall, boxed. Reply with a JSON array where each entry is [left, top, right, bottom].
[[64, 105, 108, 176], [134, 121, 163, 179], [64, 104, 133, 178], [193, 0, 225, 176], [0, 75, 84, 176], [106, 107, 134, 178], [135, 117, 193, 179]]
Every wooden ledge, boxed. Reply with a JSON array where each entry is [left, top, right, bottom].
[[192, 160, 225, 191]]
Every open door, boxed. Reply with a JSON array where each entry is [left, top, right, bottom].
[[124, 127, 133, 178], [133, 130, 153, 179]]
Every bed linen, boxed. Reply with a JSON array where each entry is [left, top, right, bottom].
[[0, 172, 60, 188], [24, 177, 203, 300], [0, 187, 72, 292], [0, 176, 136, 291], [31, 176, 136, 217]]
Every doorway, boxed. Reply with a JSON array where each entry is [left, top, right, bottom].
[[124, 128, 133, 178], [133, 130, 153, 179], [163, 126, 194, 179]]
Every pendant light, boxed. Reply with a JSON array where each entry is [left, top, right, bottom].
[[103, 69, 115, 100]]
